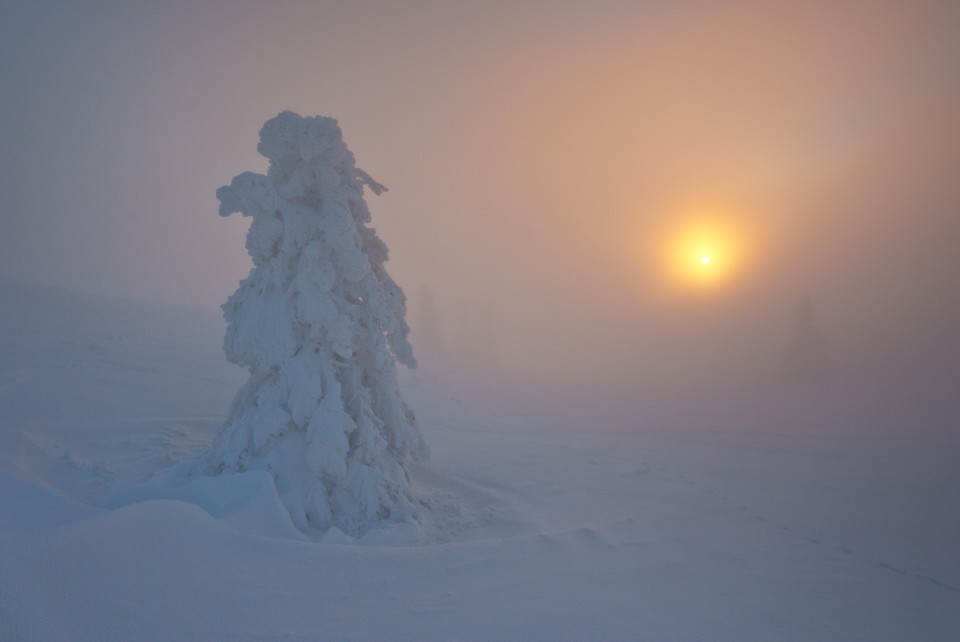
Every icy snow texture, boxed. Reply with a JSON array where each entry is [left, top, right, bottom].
[[204, 111, 426, 537]]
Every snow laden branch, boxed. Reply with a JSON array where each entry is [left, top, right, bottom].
[[204, 111, 426, 539]]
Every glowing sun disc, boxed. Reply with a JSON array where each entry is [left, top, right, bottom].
[[658, 216, 746, 290]]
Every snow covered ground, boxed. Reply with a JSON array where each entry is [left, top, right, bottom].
[[1, 280, 958, 640]]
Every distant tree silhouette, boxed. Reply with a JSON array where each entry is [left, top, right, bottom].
[[414, 286, 446, 357], [781, 295, 829, 384]]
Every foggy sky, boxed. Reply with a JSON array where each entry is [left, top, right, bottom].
[[2, 0, 959, 421]]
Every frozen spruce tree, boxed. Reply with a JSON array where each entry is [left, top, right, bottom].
[[204, 111, 427, 538]]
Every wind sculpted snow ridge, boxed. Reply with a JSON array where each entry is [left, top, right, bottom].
[[201, 112, 427, 541]]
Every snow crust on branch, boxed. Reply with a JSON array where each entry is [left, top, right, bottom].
[[204, 111, 426, 538]]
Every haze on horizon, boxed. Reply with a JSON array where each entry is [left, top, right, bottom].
[[2, 0, 959, 425]]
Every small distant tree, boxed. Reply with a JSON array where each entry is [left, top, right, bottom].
[[414, 286, 446, 357], [781, 295, 829, 385], [204, 111, 427, 537]]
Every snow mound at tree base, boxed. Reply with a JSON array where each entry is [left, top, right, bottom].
[[1, 413, 528, 547]]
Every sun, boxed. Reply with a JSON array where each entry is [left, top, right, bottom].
[[660, 216, 745, 290], [631, 204, 756, 297]]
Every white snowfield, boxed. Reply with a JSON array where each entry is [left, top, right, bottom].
[[1, 280, 959, 640]]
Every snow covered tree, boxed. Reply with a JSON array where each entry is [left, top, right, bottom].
[[203, 111, 427, 538]]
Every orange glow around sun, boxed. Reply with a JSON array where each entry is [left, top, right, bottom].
[[661, 216, 747, 291]]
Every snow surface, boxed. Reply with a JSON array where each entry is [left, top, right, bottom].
[[1, 280, 959, 640]]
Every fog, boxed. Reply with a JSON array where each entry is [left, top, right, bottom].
[[3, 0, 959, 426]]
